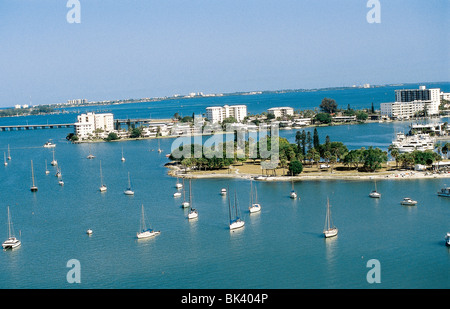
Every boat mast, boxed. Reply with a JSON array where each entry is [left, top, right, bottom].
[[189, 179, 192, 210], [228, 186, 232, 223], [99, 160, 104, 186], [31, 160, 35, 187], [7, 206, 11, 238]]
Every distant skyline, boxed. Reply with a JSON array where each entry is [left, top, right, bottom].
[[0, 1, 448, 107]]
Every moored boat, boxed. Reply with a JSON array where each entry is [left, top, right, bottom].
[[400, 197, 417, 206], [437, 187, 450, 197]]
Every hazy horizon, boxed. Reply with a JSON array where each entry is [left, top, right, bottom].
[[0, 1, 448, 107]]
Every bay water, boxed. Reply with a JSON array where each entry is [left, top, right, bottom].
[[0, 84, 449, 288]]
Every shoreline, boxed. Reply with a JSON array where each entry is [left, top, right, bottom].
[[167, 164, 450, 182]]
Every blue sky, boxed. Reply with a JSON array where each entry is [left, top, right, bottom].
[[0, 0, 448, 107]]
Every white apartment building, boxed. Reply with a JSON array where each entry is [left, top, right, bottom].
[[74, 112, 114, 139], [206, 105, 247, 123], [380, 86, 441, 119], [267, 107, 294, 118]]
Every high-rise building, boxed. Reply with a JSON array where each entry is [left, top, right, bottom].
[[381, 86, 440, 119], [206, 105, 247, 123], [74, 112, 114, 139]]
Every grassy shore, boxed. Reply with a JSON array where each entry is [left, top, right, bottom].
[[167, 160, 450, 181]]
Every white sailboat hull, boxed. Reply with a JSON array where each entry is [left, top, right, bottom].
[[290, 192, 297, 199], [249, 203, 261, 213], [229, 219, 245, 230], [137, 230, 160, 239], [2, 237, 21, 249], [124, 190, 134, 195], [323, 228, 338, 238], [188, 210, 198, 219], [99, 185, 107, 192], [369, 191, 381, 198]]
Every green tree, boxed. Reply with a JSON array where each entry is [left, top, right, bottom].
[[319, 98, 338, 114], [356, 111, 368, 121], [313, 128, 320, 149], [105, 132, 120, 141], [288, 160, 303, 176], [314, 113, 332, 124], [361, 147, 388, 172], [129, 127, 143, 138]]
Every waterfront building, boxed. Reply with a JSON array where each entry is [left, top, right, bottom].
[[267, 107, 294, 118], [381, 86, 440, 119], [74, 112, 114, 139], [206, 105, 247, 123]]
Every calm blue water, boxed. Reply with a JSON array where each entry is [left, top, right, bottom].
[[0, 85, 449, 289]]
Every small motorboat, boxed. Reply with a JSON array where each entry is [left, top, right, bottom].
[[445, 232, 450, 247], [400, 198, 417, 206], [86, 229, 93, 236], [220, 188, 227, 196], [43, 141, 56, 148]]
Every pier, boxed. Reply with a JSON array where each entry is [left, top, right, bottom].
[[0, 123, 74, 131]]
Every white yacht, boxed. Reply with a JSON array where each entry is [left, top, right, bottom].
[[323, 198, 338, 238], [369, 181, 381, 198], [124, 172, 134, 195], [248, 181, 261, 213], [445, 233, 450, 247], [228, 190, 245, 230], [86, 229, 93, 236], [400, 197, 417, 206], [290, 180, 297, 199], [437, 187, 450, 197], [51, 148, 57, 166], [43, 141, 56, 148], [187, 179, 198, 219], [99, 160, 107, 192], [137, 205, 160, 239], [391, 132, 435, 153], [220, 188, 227, 196], [2, 207, 21, 249], [30, 160, 38, 192], [175, 177, 183, 189], [121, 147, 126, 162]]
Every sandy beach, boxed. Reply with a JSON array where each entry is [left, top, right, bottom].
[[167, 161, 450, 181]]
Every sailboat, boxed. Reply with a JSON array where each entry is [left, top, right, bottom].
[[136, 204, 160, 239], [3, 152, 7, 166], [249, 180, 261, 213], [30, 160, 38, 192], [7, 144, 11, 160], [45, 159, 50, 175], [99, 160, 107, 192], [229, 189, 245, 230], [187, 179, 198, 219], [175, 177, 183, 189], [181, 178, 190, 208], [290, 180, 297, 199], [51, 148, 57, 166], [369, 180, 381, 198], [124, 172, 135, 195], [2, 206, 21, 249], [121, 147, 126, 162], [323, 197, 338, 238], [157, 139, 162, 153], [58, 166, 64, 186], [87, 145, 95, 159]]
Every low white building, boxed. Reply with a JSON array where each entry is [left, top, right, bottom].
[[267, 107, 294, 118], [74, 112, 114, 139]]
